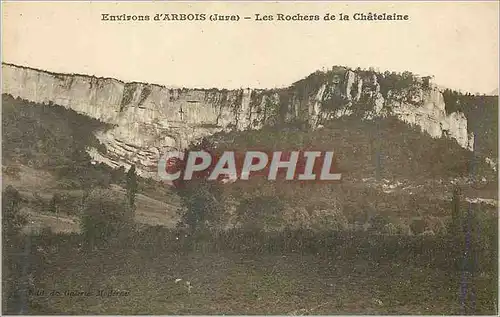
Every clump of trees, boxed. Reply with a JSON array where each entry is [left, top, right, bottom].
[[79, 164, 138, 250], [173, 139, 226, 234], [377, 70, 418, 96], [442, 89, 479, 116], [80, 193, 130, 250]]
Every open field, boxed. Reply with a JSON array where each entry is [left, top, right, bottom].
[[7, 237, 496, 315]]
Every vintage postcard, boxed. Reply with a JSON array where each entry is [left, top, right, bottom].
[[1, 1, 498, 315]]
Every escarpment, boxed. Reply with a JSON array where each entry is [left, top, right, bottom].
[[2, 63, 476, 178]]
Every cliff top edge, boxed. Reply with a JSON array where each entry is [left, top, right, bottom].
[[3, 61, 493, 96]]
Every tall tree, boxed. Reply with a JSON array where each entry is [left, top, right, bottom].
[[2, 186, 27, 315], [126, 164, 138, 217], [174, 138, 226, 233], [2, 186, 27, 243]]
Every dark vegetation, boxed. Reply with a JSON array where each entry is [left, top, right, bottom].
[[2, 95, 112, 189], [121, 83, 137, 111], [163, 118, 496, 314], [2, 90, 498, 314], [443, 90, 498, 160], [211, 115, 495, 181], [2, 182, 497, 314], [291, 66, 423, 103]]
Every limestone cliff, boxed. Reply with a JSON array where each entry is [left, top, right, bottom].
[[2, 63, 474, 178]]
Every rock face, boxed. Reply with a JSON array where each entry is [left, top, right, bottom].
[[2, 63, 474, 178]]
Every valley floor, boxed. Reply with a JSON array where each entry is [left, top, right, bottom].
[[6, 245, 497, 315]]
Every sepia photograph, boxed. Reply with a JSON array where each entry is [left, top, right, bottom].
[[1, 1, 499, 315]]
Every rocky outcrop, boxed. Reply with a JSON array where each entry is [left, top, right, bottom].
[[306, 68, 474, 151], [2, 63, 474, 178]]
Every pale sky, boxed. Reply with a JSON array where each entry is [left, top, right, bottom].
[[2, 1, 499, 94]]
